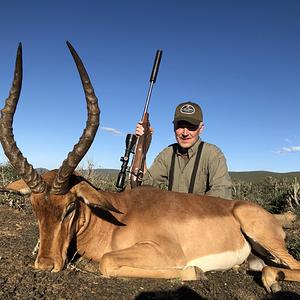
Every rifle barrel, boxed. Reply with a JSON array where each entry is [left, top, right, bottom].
[[150, 50, 163, 83], [142, 81, 154, 118], [142, 50, 163, 118]]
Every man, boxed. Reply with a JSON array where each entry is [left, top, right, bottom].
[[135, 101, 232, 199]]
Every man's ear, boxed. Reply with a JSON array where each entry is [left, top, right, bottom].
[[74, 181, 122, 214], [199, 122, 204, 134], [0, 179, 31, 196]]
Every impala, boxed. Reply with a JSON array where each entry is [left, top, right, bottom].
[[1, 42, 300, 294]]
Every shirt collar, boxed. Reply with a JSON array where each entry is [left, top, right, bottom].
[[176, 137, 202, 156]]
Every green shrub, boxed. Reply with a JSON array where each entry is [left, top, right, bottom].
[[0, 161, 24, 209], [287, 237, 300, 261], [231, 177, 296, 214], [0, 161, 20, 186], [76, 157, 121, 192]]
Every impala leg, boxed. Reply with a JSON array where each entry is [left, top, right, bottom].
[[99, 241, 197, 280], [100, 264, 197, 280], [262, 266, 300, 293], [259, 244, 300, 293], [262, 266, 284, 293]]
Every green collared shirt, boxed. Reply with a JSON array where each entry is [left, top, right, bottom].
[[142, 138, 232, 199]]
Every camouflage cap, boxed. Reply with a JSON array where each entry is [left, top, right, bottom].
[[172, 101, 203, 126]]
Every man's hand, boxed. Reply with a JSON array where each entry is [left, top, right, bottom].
[[134, 121, 154, 136]]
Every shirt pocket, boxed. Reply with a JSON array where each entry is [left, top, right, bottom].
[[194, 164, 208, 195]]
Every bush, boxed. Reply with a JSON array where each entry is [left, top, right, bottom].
[[0, 161, 20, 186], [0, 161, 25, 209], [287, 237, 300, 261], [76, 157, 121, 192], [232, 177, 299, 214]]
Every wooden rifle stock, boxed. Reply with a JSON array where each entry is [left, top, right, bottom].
[[130, 113, 151, 188]]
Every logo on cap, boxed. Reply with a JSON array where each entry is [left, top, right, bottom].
[[180, 104, 195, 115]]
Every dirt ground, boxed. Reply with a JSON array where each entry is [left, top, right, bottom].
[[1, 204, 300, 300]]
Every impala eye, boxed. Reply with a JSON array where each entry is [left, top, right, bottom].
[[62, 202, 76, 221]]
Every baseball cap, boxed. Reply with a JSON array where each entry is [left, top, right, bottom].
[[172, 101, 203, 126]]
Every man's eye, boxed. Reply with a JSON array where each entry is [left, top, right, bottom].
[[179, 126, 197, 131], [176, 124, 198, 131]]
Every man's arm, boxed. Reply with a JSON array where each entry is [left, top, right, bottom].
[[142, 146, 172, 187], [205, 146, 232, 199]]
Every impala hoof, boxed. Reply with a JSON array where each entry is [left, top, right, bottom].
[[195, 267, 208, 281], [270, 282, 281, 293], [36, 259, 54, 272], [235, 266, 247, 274]]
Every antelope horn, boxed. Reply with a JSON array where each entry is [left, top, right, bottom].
[[50, 41, 100, 195], [0, 43, 46, 193]]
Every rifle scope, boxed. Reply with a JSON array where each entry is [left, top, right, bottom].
[[116, 134, 137, 189]]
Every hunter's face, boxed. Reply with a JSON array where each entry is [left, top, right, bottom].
[[174, 121, 203, 149]]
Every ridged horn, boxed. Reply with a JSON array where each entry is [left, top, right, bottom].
[[50, 41, 100, 195], [0, 43, 46, 194]]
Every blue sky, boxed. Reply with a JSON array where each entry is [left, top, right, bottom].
[[0, 0, 299, 173]]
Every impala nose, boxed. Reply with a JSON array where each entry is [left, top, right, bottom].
[[36, 257, 55, 272]]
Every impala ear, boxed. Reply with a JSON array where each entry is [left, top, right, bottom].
[[0, 179, 31, 196], [75, 181, 122, 214]]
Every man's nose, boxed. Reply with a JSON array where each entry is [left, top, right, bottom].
[[182, 128, 189, 135]]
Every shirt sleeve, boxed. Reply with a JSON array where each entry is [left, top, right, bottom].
[[142, 147, 171, 187], [205, 146, 232, 199]]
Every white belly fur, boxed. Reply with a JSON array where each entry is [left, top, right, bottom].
[[186, 240, 251, 272]]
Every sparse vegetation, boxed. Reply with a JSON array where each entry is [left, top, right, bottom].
[[287, 237, 300, 261], [0, 161, 24, 209], [231, 176, 300, 214], [76, 157, 124, 192], [0, 161, 20, 186]]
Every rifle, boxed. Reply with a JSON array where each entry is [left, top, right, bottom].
[[116, 50, 163, 189]]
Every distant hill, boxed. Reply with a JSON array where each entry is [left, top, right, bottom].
[[37, 168, 300, 182], [229, 171, 300, 182], [93, 169, 120, 177], [36, 168, 49, 174]]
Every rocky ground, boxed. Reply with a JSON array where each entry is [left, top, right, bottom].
[[1, 204, 300, 300]]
